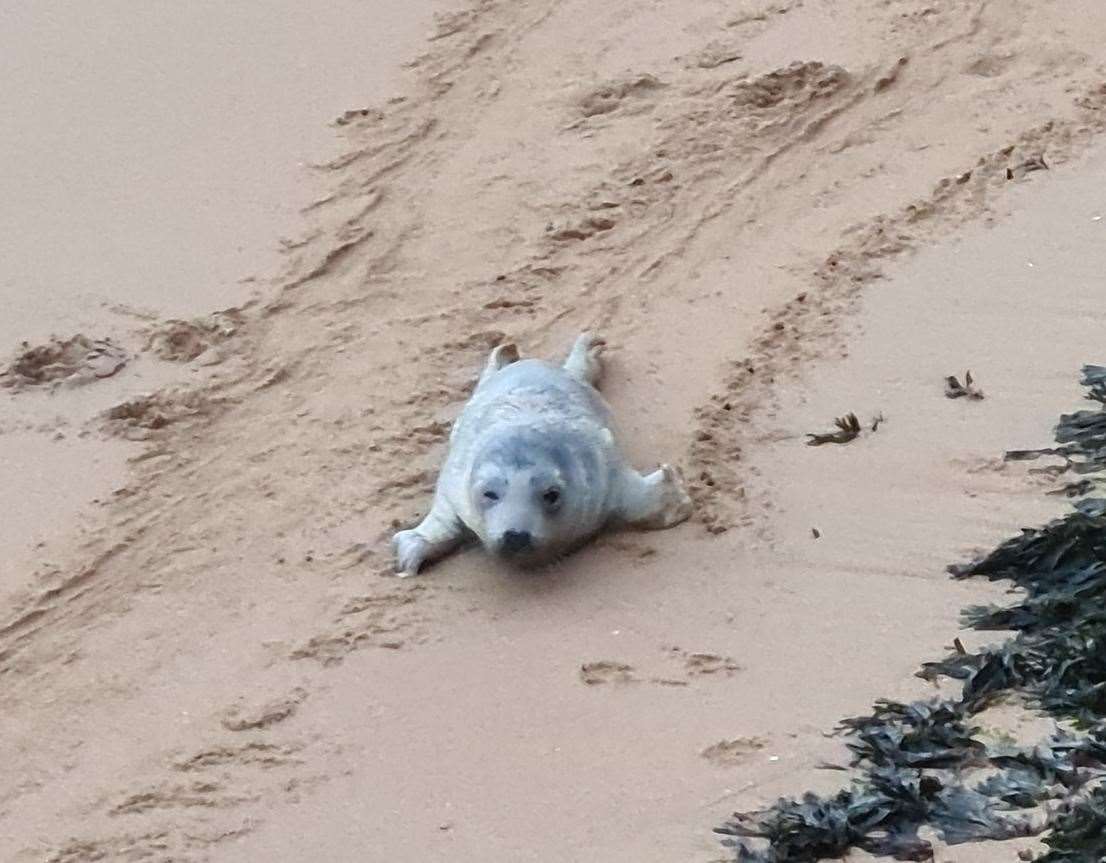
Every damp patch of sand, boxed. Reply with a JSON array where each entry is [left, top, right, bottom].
[[0, 0, 451, 617]]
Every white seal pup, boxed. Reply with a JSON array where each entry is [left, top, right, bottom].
[[392, 333, 693, 576]]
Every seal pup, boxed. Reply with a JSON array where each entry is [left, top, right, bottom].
[[393, 333, 693, 576]]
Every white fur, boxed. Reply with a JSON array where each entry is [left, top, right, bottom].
[[392, 333, 692, 576]]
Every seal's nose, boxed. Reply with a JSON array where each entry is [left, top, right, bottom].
[[500, 530, 533, 555]]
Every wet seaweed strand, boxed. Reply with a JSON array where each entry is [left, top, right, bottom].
[[716, 366, 1106, 863]]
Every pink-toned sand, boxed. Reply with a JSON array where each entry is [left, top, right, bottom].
[[3, 1, 1106, 860]]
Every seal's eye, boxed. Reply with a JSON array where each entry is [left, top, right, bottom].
[[484, 490, 499, 502], [543, 489, 560, 506]]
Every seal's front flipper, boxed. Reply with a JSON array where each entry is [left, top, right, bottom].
[[613, 464, 693, 530], [392, 502, 465, 577], [478, 342, 521, 388], [563, 332, 605, 388]]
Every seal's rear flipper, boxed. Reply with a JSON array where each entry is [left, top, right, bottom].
[[564, 332, 605, 388], [479, 342, 521, 387], [613, 465, 693, 530]]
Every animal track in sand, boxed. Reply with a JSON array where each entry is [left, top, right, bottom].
[[145, 310, 243, 363], [546, 61, 852, 269], [701, 736, 768, 766], [290, 584, 427, 665], [220, 687, 308, 732], [574, 73, 665, 120], [580, 660, 636, 685], [726, 1, 803, 31], [580, 649, 742, 687], [547, 214, 619, 242], [674, 649, 742, 677], [173, 742, 304, 772], [45, 831, 187, 862], [109, 780, 255, 815], [684, 40, 743, 71], [689, 81, 1106, 537], [101, 390, 212, 440], [0, 335, 127, 390], [42, 714, 317, 859]]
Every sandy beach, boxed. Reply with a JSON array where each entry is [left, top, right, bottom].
[[3, 1, 1106, 860], [0, 0, 446, 601]]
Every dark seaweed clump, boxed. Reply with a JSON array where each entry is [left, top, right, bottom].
[[717, 366, 1106, 862]]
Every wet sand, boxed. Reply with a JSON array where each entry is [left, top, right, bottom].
[[0, 0, 446, 597], [3, 1, 1106, 860]]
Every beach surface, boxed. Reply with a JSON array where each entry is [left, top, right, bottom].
[[2, 1, 1106, 860]]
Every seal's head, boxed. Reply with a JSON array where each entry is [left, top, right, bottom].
[[469, 429, 600, 566]]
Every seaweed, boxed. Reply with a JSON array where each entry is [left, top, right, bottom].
[[840, 700, 986, 770], [717, 365, 1106, 862], [1036, 786, 1106, 863], [806, 412, 886, 445], [945, 371, 984, 400], [806, 413, 862, 446], [1005, 367, 1106, 476]]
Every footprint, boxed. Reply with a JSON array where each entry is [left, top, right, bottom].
[[174, 742, 303, 772], [220, 687, 308, 732], [2, 334, 128, 390], [575, 74, 664, 119], [579, 660, 636, 685], [684, 652, 742, 676], [662, 647, 743, 680], [701, 736, 767, 766], [110, 780, 250, 815]]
